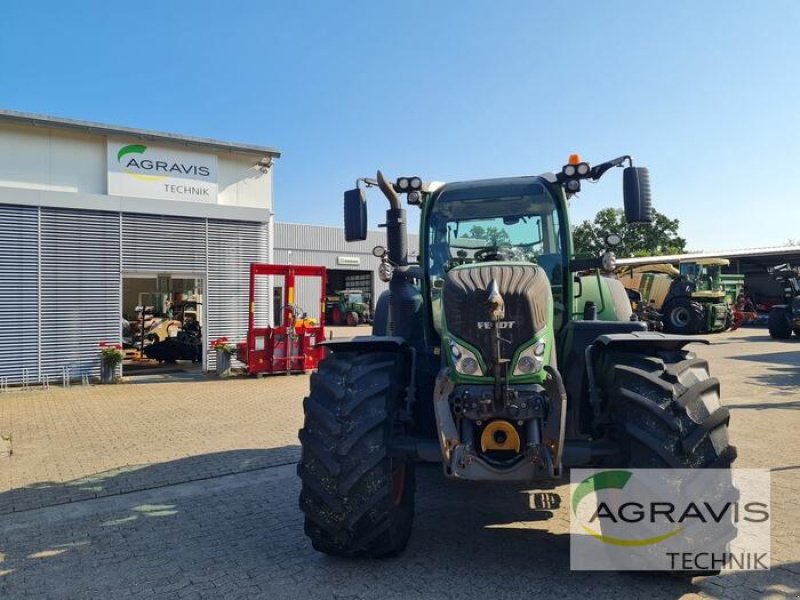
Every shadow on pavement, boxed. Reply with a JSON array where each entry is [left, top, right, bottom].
[[731, 399, 800, 411], [0, 456, 796, 599], [729, 351, 800, 366], [0, 446, 300, 515]]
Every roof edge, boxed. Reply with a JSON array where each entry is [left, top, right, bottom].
[[0, 108, 281, 158], [616, 245, 800, 266]]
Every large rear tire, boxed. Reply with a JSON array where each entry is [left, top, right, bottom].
[[298, 352, 415, 557], [768, 306, 792, 339], [663, 298, 705, 335]]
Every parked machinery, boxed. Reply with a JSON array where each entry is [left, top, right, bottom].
[[767, 263, 800, 339], [326, 289, 372, 326], [141, 300, 203, 364], [297, 156, 735, 558], [618, 259, 742, 334], [237, 264, 327, 375]]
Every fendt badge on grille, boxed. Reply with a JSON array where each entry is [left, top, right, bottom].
[[477, 321, 516, 330]]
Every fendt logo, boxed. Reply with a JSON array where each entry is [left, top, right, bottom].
[[476, 321, 516, 330], [117, 144, 212, 182]]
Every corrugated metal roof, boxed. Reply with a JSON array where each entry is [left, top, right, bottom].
[[616, 245, 800, 267], [0, 108, 281, 158], [275, 222, 420, 256]]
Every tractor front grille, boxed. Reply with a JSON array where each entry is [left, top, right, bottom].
[[443, 264, 551, 363]]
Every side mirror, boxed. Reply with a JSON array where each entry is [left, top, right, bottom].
[[344, 188, 368, 241], [623, 166, 653, 224]]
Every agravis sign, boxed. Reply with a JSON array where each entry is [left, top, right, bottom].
[[107, 140, 218, 203]]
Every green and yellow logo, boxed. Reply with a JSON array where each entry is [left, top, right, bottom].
[[572, 470, 683, 547], [116, 144, 211, 182]]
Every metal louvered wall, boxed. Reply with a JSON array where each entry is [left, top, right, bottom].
[[0, 206, 269, 382], [207, 220, 269, 369], [0, 205, 39, 384], [40, 208, 121, 380], [122, 214, 206, 273]]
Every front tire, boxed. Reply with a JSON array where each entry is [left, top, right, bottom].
[[768, 306, 792, 339], [600, 349, 736, 468], [599, 349, 737, 575], [298, 352, 415, 557], [663, 298, 705, 335]]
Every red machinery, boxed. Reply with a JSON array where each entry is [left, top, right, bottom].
[[237, 263, 327, 375]]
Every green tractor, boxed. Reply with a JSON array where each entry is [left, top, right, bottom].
[[327, 289, 372, 326], [298, 157, 735, 558]]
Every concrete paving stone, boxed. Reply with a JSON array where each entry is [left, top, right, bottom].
[[0, 328, 797, 599]]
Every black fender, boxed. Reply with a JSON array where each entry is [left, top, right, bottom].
[[372, 290, 391, 336], [592, 331, 709, 352], [320, 335, 408, 354]]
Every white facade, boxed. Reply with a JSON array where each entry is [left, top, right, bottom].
[[0, 110, 279, 382]]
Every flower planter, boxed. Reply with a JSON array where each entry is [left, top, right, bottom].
[[215, 348, 232, 377], [100, 362, 116, 384]]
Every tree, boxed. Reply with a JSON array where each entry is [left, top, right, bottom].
[[463, 225, 512, 246], [572, 208, 687, 258]]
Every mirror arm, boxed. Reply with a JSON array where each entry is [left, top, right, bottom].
[[357, 177, 379, 188], [590, 155, 632, 181]]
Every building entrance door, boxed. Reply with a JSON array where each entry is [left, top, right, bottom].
[[121, 273, 205, 376]]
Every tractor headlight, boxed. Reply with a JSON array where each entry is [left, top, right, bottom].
[[513, 340, 546, 376], [601, 250, 617, 272], [396, 177, 410, 191], [566, 179, 580, 193], [563, 164, 577, 177], [576, 162, 591, 176], [409, 176, 422, 190], [449, 339, 483, 376], [378, 262, 394, 282]]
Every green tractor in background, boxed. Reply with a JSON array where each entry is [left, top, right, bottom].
[[298, 157, 735, 558], [620, 258, 743, 335], [326, 289, 372, 326], [661, 259, 738, 335]]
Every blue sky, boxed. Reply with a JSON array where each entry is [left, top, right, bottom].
[[1, 1, 797, 251]]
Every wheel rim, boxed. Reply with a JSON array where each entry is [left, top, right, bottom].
[[671, 306, 691, 327]]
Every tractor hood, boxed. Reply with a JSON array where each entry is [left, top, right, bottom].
[[444, 262, 552, 370]]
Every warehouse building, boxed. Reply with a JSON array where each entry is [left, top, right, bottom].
[[274, 223, 419, 323], [0, 109, 278, 382]]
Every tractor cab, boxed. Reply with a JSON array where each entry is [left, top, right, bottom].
[[425, 177, 566, 335], [679, 258, 728, 297]]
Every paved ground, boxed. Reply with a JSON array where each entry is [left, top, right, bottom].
[[0, 327, 798, 599]]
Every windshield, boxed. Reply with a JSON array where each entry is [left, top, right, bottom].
[[426, 179, 566, 330]]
